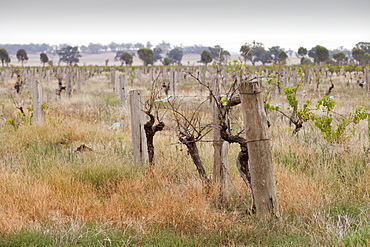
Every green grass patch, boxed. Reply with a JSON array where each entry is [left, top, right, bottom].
[[0, 223, 135, 247]]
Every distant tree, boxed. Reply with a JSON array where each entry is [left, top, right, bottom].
[[286, 49, 295, 57], [168, 47, 183, 65], [308, 45, 329, 64], [315, 45, 329, 64], [120, 52, 133, 65], [40, 52, 49, 67], [115, 51, 124, 61], [220, 49, 230, 64], [102, 45, 109, 52], [80, 45, 88, 53], [269, 46, 283, 63], [300, 58, 313, 65], [155, 40, 171, 53], [46, 45, 58, 56], [355, 42, 370, 53], [208, 45, 229, 64], [162, 57, 172, 66], [88, 43, 102, 54], [240, 44, 253, 64], [57, 46, 81, 65], [183, 44, 209, 54], [0, 48, 11, 67], [133, 42, 145, 50], [297, 47, 307, 58], [109, 42, 119, 52], [365, 53, 370, 64], [278, 50, 288, 62], [16, 49, 28, 67], [208, 45, 223, 61], [200, 50, 212, 65], [333, 52, 347, 64], [153, 47, 163, 62], [146, 41, 153, 49], [308, 47, 316, 62], [252, 45, 271, 65], [0, 43, 52, 54], [137, 48, 154, 66], [330, 46, 351, 59], [352, 48, 366, 64]]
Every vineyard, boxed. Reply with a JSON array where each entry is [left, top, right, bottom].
[[0, 63, 370, 246]]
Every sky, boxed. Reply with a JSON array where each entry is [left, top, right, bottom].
[[2, 0, 370, 53]]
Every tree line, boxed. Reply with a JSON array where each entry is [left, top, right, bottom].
[[1, 41, 369, 67], [0, 41, 208, 55]]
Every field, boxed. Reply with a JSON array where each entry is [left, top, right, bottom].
[[0, 63, 369, 246]]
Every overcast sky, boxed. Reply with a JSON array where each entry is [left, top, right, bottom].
[[2, 0, 369, 53]]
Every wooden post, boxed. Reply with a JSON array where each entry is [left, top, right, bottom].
[[65, 68, 73, 97], [45, 69, 50, 86], [120, 74, 128, 109], [149, 68, 154, 83], [137, 68, 142, 84], [0, 70, 4, 87], [303, 69, 309, 84], [28, 69, 35, 91], [114, 71, 120, 93], [292, 68, 298, 86], [4, 69, 11, 84], [170, 68, 177, 97], [212, 75, 229, 194], [365, 67, 369, 93], [239, 79, 279, 219], [32, 80, 43, 124], [75, 68, 81, 92], [282, 68, 288, 88], [39, 68, 43, 84], [162, 67, 167, 83], [130, 90, 148, 166], [110, 68, 115, 87]]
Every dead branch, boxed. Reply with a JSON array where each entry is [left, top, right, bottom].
[[325, 82, 334, 96], [219, 119, 255, 213], [167, 98, 211, 183], [74, 143, 92, 153], [144, 111, 165, 167], [56, 76, 66, 96]]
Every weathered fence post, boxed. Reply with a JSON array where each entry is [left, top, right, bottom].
[[32, 80, 43, 123], [27, 69, 35, 91], [282, 68, 288, 88], [162, 67, 167, 83], [130, 90, 148, 166], [110, 68, 115, 88], [65, 68, 73, 97], [149, 68, 154, 83], [239, 79, 279, 219], [292, 68, 298, 86], [137, 68, 142, 84], [75, 68, 81, 92], [212, 75, 229, 194], [114, 70, 120, 93], [170, 68, 177, 97], [45, 69, 50, 86], [0, 70, 4, 87], [364, 67, 369, 93], [4, 68, 11, 85], [120, 74, 128, 109]]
